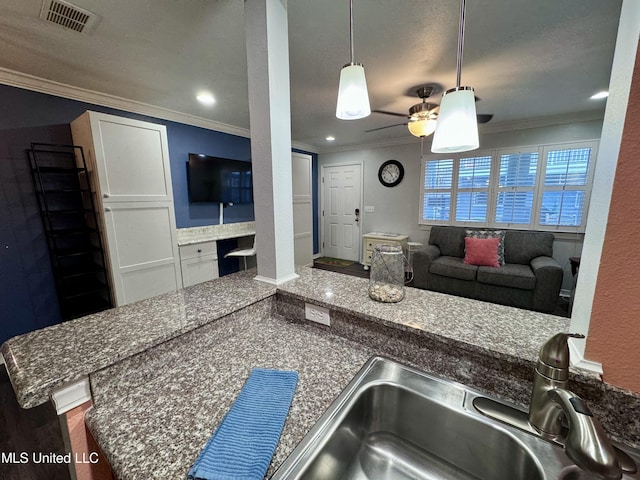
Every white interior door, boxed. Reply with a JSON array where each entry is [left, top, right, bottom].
[[292, 153, 313, 266], [322, 164, 362, 261]]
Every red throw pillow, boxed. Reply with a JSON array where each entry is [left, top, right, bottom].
[[464, 237, 501, 268]]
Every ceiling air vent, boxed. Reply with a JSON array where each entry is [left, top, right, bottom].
[[39, 0, 98, 34]]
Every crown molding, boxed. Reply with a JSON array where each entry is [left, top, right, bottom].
[[0, 67, 320, 154], [0, 67, 254, 137], [318, 135, 420, 154], [0, 68, 598, 156], [317, 111, 605, 154], [478, 111, 604, 134], [291, 141, 319, 154]]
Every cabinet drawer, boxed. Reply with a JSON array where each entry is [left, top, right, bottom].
[[365, 238, 402, 251], [365, 250, 374, 265], [181, 256, 219, 287], [179, 241, 218, 260]]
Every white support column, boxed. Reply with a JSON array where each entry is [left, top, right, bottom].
[[570, 0, 640, 367], [244, 0, 298, 285]]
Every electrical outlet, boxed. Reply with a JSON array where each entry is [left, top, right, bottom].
[[364, 205, 375, 213], [305, 303, 330, 326]]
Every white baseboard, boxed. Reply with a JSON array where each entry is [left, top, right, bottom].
[[254, 272, 300, 286], [568, 338, 603, 376], [51, 377, 92, 415], [573, 358, 604, 376]]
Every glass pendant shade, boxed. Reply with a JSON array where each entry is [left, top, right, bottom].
[[408, 118, 437, 138], [336, 64, 371, 120], [431, 87, 479, 153]]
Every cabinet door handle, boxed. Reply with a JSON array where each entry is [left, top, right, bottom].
[[105, 207, 112, 212], [103, 193, 110, 198]]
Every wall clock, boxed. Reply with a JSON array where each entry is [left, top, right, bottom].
[[378, 160, 404, 187]]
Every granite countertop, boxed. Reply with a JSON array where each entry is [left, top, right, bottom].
[[5, 264, 640, 479], [1, 270, 275, 409], [2, 264, 572, 410], [177, 221, 256, 245], [86, 303, 376, 480], [278, 266, 571, 364]]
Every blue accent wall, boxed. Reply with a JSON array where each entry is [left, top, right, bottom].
[[0, 84, 319, 345], [166, 122, 254, 227]]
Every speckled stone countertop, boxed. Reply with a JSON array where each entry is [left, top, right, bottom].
[[278, 266, 570, 364], [176, 221, 256, 245], [5, 264, 640, 479], [1, 270, 274, 409], [86, 300, 377, 480]]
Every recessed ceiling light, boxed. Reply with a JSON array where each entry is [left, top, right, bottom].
[[326, 136, 336, 141], [196, 92, 215, 106], [590, 91, 609, 100]]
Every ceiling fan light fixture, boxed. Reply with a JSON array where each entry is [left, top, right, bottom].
[[336, 63, 371, 120], [336, 0, 370, 120], [431, 87, 479, 152], [408, 117, 437, 138]]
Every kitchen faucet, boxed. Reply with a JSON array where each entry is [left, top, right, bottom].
[[528, 332, 622, 480]]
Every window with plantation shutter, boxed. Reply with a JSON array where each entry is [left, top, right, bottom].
[[456, 155, 491, 222], [495, 150, 538, 225], [538, 146, 592, 228], [419, 141, 596, 232], [422, 159, 453, 222]]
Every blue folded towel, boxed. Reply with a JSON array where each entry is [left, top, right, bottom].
[[187, 368, 298, 480]]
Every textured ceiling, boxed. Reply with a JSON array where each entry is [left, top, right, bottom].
[[0, 0, 623, 150]]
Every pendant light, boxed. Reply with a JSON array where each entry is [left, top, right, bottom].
[[431, 0, 479, 153], [336, 0, 370, 120]]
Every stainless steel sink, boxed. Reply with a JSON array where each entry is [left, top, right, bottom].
[[272, 357, 640, 480]]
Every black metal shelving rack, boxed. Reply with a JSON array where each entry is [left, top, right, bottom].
[[28, 143, 112, 320]]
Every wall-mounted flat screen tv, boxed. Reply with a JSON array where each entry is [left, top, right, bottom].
[[187, 153, 253, 204]]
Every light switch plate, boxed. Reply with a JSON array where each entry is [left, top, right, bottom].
[[305, 303, 330, 326], [364, 205, 375, 213]]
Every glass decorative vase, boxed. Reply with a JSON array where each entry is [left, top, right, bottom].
[[368, 244, 406, 303]]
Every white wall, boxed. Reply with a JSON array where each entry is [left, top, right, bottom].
[[319, 120, 602, 290]]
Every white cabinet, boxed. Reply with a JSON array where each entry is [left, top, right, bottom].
[[362, 232, 409, 269], [179, 241, 219, 287], [71, 111, 182, 306]]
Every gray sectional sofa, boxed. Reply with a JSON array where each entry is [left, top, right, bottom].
[[413, 226, 563, 313]]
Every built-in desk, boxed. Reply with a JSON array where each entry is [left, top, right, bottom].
[[177, 222, 256, 285], [176, 221, 256, 246]]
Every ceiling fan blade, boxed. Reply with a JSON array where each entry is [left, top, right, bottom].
[[372, 109, 409, 118], [365, 123, 407, 133], [477, 114, 493, 124]]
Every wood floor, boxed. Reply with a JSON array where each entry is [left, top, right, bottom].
[[0, 365, 70, 480], [312, 259, 370, 278]]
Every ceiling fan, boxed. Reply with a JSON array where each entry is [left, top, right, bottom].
[[367, 85, 493, 137]]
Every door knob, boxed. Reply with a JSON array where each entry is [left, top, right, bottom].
[[103, 193, 110, 198]]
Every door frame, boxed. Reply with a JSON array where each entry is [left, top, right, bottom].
[[319, 161, 365, 262]]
